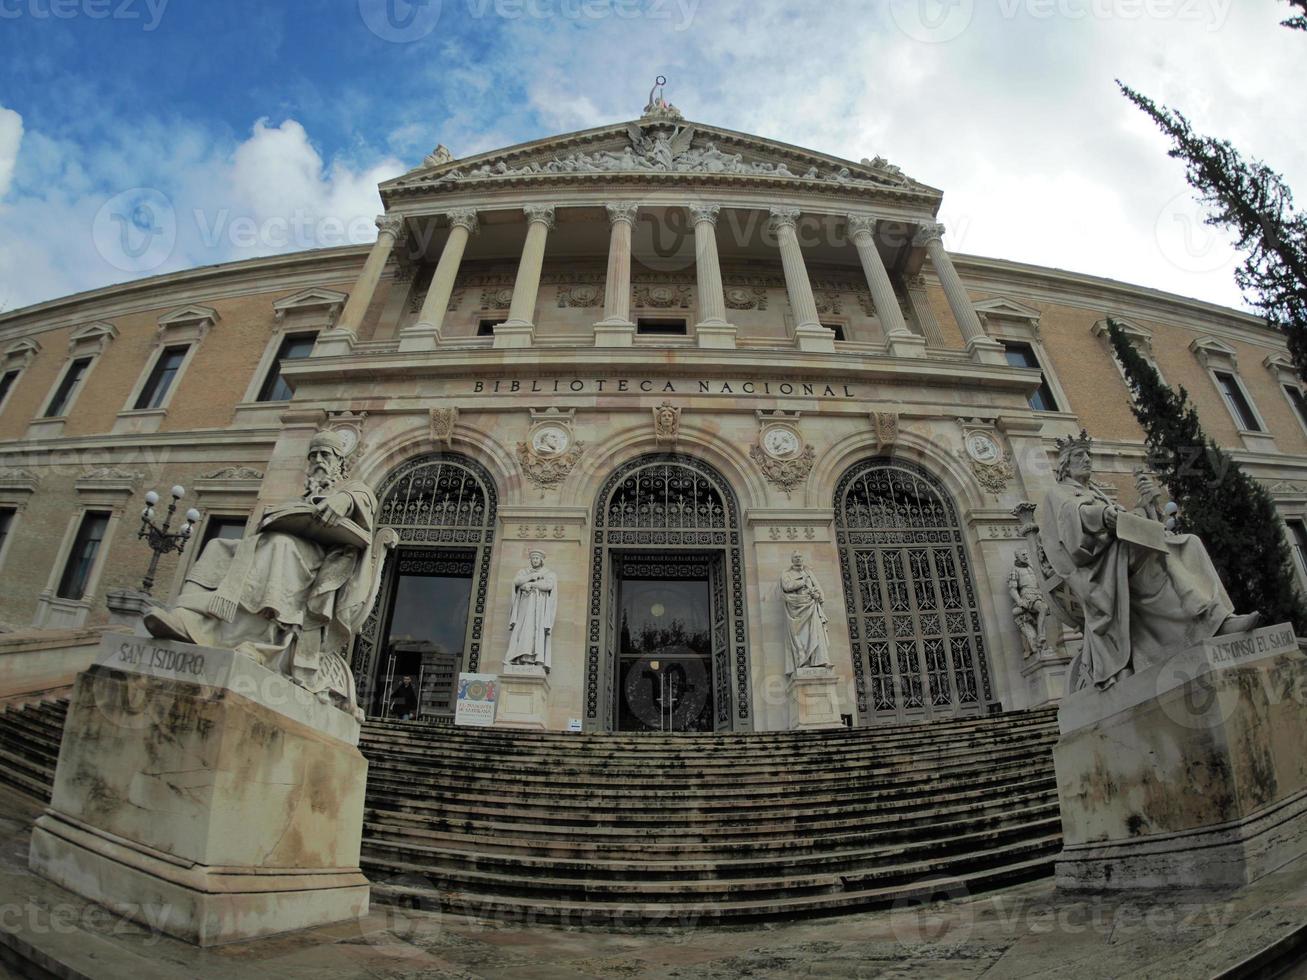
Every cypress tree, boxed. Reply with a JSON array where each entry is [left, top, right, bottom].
[[1105, 318, 1307, 632]]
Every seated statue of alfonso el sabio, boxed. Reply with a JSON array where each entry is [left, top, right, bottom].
[[144, 428, 396, 719], [1034, 429, 1260, 691]]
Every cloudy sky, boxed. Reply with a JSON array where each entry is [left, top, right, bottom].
[[0, 0, 1302, 316]]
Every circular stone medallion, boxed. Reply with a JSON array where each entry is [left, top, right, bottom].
[[532, 425, 571, 457], [762, 427, 801, 459], [965, 431, 1001, 465]]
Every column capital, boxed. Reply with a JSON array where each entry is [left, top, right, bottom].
[[689, 203, 721, 226], [913, 222, 946, 248], [846, 214, 878, 242], [768, 207, 801, 232], [446, 208, 479, 233], [376, 214, 404, 238], [605, 202, 639, 226], [523, 204, 556, 230]]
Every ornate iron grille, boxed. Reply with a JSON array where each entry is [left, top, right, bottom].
[[352, 454, 498, 701], [586, 454, 751, 732], [835, 458, 994, 724]]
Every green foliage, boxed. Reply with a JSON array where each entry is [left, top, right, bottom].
[[1105, 319, 1307, 631], [1284, 0, 1307, 31]]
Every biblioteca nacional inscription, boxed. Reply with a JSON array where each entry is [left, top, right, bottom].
[[472, 379, 860, 397]]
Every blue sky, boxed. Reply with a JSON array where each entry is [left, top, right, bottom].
[[1, 0, 1304, 314]]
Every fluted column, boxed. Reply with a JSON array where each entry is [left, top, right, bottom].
[[691, 203, 736, 349], [769, 208, 834, 353], [495, 205, 555, 349], [913, 222, 1006, 364], [594, 203, 637, 347], [316, 214, 403, 356], [399, 209, 477, 352], [848, 214, 924, 358]]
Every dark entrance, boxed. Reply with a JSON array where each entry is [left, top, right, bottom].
[[615, 552, 717, 732]]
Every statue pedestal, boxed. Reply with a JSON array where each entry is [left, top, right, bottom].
[[1054, 623, 1307, 891], [787, 667, 843, 730], [29, 636, 369, 946], [495, 664, 550, 730]]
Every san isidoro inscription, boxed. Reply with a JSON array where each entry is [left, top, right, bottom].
[[472, 378, 861, 398]]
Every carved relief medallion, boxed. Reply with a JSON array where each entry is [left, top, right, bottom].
[[518, 408, 584, 489], [724, 286, 767, 311], [633, 284, 691, 309], [556, 283, 605, 308], [752, 410, 815, 496], [957, 420, 1013, 494], [652, 401, 681, 445]]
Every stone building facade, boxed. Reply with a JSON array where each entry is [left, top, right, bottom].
[[2, 103, 1306, 733]]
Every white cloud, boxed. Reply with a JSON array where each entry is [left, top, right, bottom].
[[0, 106, 22, 201]]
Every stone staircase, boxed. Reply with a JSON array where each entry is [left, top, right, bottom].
[[0, 697, 67, 804], [359, 708, 1063, 926], [0, 697, 1063, 927]]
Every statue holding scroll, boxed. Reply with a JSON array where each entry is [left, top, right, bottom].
[[144, 429, 394, 714], [1036, 430, 1259, 690], [781, 552, 834, 674]]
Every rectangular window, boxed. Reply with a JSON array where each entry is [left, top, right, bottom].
[[1290, 520, 1307, 581], [0, 369, 20, 408], [44, 356, 92, 418], [1285, 384, 1307, 432], [256, 333, 317, 402], [1001, 341, 1059, 412], [56, 511, 110, 600], [477, 318, 504, 337], [199, 515, 247, 550], [637, 317, 688, 336], [1214, 370, 1262, 432], [821, 323, 847, 342], [133, 345, 189, 410]]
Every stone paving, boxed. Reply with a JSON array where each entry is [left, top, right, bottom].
[[2, 792, 1306, 978]]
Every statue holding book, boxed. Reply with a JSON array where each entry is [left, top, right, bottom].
[[1035, 430, 1260, 691], [144, 429, 394, 716]]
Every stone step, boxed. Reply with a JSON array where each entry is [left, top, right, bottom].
[[0, 743, 55, 802], [0, 707, 65, 748], [364, 836, 1063, 926], [359, 742, 1056, 799], [362, 785, 1061, 854], [361, 806, 1064, 880]]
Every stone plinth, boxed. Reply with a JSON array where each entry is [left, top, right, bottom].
[[1054, 623, 1307, 891], [786, 667, 843, 730], [104, 588, 154, 633], [29, 635, 369, 946], [495, 665, 550, 729]]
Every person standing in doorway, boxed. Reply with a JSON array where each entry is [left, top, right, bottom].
[[390, 675, 418, 720]]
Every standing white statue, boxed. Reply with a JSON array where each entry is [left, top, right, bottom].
[[504, 550, 558, 671], [1036, 429, 1260, 690], [1009, 550, 1051, 657], [781, 552, 833, 673]]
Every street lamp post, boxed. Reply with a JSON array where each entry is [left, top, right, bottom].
[[137, 484, 201, 595]]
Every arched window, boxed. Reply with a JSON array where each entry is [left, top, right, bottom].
[[835, 458, 994, 724]]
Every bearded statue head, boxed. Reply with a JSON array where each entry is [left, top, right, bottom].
[[304, 429, 347, 498]]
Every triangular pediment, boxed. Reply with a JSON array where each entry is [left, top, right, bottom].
[[158, 304, 219, 329], [273, 287, 348, 323], [381, 118, 938, 202], [973, 297, 1042, 322]]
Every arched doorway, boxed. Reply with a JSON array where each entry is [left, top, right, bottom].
[[585, 454, 752, 733], [351, 453, 497, 720], [835, 457, 995, 725]]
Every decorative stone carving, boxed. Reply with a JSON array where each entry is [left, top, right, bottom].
[[518, 408, 584, 489], [956, 422, 1013, 494], [752, 413, 814, 495], [1032, 428, 1260, 693], [504, 550, 557, 672], [913, 222, 946, 248], [556, 283, 605, 308], [325, 410, 368, 462], [652, 401, 681, 445], [871, 411, 898, 451], [605, 202, 640, 225], [78, 466, 141, 483], [724, 286, 767, 311], [376, 214, 404, 238], [446, 208, 478, 233], [768, 207, 801, 232], [142, 428, 399, 721], [633, 283, 691, 309], [688, 203, 720, 225], [423, 143, 454, 167], [481, 286, 515, 310], [431, 407, 458, 448], [523, 204, 556, 230], [751, 445, 817, 496], [780, 552, 833, 675], [1009, 550, 1051, 658], [202, 466, 265, 481]]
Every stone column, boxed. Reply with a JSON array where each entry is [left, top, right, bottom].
[[848, 214, 924, 359], [398, 209, 477, 352], [594, 203, 637, 347], [316, 214, 404, 356], [495, 205, 555, 349], [691, 203, 737, 350], [770, 208, 834, 353], [913, 222, 1006, 364]]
